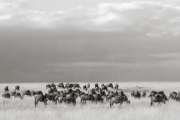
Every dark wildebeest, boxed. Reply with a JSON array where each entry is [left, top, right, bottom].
[[110, 95, 130, 108], [169, 92, 178, 101], [142, 91, 146, 97], [106, 83, 113, 89], [150, 94, 166, 106], [114, 84, 119, 90], [34, 94, 48, 108], [14, 92, 23, 99], [10, 91, 16, 97], [15, 85, 20, 91], [132, 91, 141, 99], [57, 83, 65, 89], [92, 93, 103, 103], [73, 83, 81, 89], [101, 85, 108, 91], [2, 93, 11, 98], [46, 84, 51, 89], [5, 86, 9, 92], [22, 90, 31, 97], [64, 92, 76, 106], [106, 92, 118, 101], [80, 93, 93, 104], [65, 83, 74, 89], [45, 93, 56, 105], [95, 83, 99, 88], [83, 85, 87, 91], [30, 91, 43, 96]]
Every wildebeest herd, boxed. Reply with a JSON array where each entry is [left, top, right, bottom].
[[1, 83, 171, 108]]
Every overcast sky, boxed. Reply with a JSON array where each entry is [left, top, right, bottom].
[[0, 0, 180, 83]]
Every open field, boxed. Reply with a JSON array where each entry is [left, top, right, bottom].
[[0, 82, 180, 120]]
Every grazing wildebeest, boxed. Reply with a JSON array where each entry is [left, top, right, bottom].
[[95, 83, 99, 88], [169, 92, 178, 101], [132, 91, 141, 99], [45, 93, 56, 104], [106, 83, 113, 88], [64, 92, 76, 106], [150, 94, 166, 106], [2, 93, 11, 98], [114, 84, 119, 90], [22, 90, 31, 97], [15, 85, 20, 91], [5, 86, 9, 92], [14, 92, 23, 99], [57, 83, 65, 89], [142, 91, 146, 97], [92, 93, 103, 103], [83, 85, 87, 91], [34, 94, 48, 108], [110, 95, 130, 108], [80, 93, 93, 104], [73, 83, 81, 89], [65, 83, 74, 89]]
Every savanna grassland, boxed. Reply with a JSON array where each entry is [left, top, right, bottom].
[[0, 82, 180, 120]]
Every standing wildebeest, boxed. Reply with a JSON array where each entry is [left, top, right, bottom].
[[5, 86, 9, 92], [15, 85, 20, 91], [92, 93, 103, 103], [30, 91, 43, 96], [22, 90, 31, 97], [110, 95, 130, 108], [34, 94, 48, 108], [83, 85, 87, 91], [114, 84, 119, 90], [14, 92, 23, 99], [142, 91, 146, 97], [73, 83, 81, 89], [131, 91, 141, 99], [150, 94, 166, 106], [80, 93, 93, 104], [64, 92, 76, 106], [46, 84, 51, 89], [106, 83, 113, 88], [95, 83, 99, 88], [169, 92, 178, 101], [57, 83, 65, 89], [45, 93, 56, 104], [65, 83, 74, 89], [2, 93, 11, 98]]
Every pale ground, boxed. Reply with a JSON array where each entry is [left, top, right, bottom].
[[0, 82, 180, 120]]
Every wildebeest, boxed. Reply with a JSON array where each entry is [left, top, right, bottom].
[[34, 94, 48, 108], [92, 93, 103, 103], [65, 83, 74, 89], [110, 95, 130, 108], [131, 91, 141, 99], [57, 83, 65, 89], [15, 85, 20, 91], [142, 91, 146, 97], [46, 84, 51, 89], [80, 93, 93, 104], [22, 90, 31, 97], [83, 85, 87, 91], [30, 91, 43, 96], [95, 83, 99, 88], [101, 85, 108, 91], [14, 92, 23, 99], [106, 83, 113, 88], [73, 83, 81, 89], [114, 84, 119, 90], [64, 92, 76, 105], [45, 93, 56, 104], [169, 92, 178, 101], [150, 94, 166, 106], [5, 86, 9, 92], [2, 93, 11, 98]]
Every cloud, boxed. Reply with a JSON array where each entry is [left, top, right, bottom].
[[0, 0, 180, 35]]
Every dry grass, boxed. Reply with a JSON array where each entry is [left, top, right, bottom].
[[0, 82, 180, 120]]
